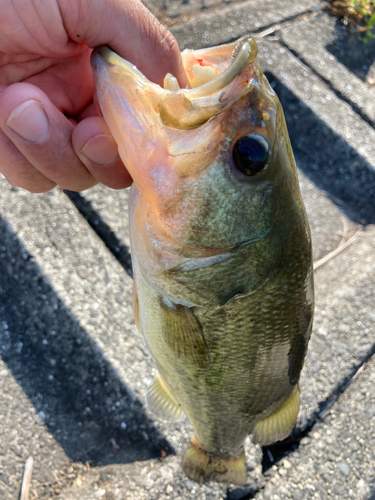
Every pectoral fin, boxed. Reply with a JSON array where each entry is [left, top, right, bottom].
[[252, 385, 300, 446], [160, 298, 210, 370], [146, 375, 185, 422]]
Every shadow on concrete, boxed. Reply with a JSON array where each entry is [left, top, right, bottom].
[[64, 191, 133, 277], [265, 72, 375, 225], [0, 216, 171, 465], [325, 20, 375, 84]]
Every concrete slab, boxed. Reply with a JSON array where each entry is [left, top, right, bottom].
[[280, 12, 375, 127], [1, 7, 375, 500], [0, 179, 233, 499], [254, 355, 375, 500], [143, 0, 245, 20], [290, 173, 358, 262], [293, 223, 375, 429], [69, 186, 130, 249], [0, 188, 147, 468], [38, 444, 263, 500], [170, 0, 317, 50], [0, 357, 69, 499], [64, 189, 132, 275]]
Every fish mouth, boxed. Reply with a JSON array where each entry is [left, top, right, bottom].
[[92, 37, 258, 129]]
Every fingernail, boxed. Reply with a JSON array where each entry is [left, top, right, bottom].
[[81, 135, 119, 165], [7, 100, 49, 142]]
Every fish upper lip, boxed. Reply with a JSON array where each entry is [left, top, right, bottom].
[[91, 37, 259, 130], [92, 37, 257, 99]]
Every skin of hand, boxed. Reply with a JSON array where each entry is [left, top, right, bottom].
[[0, 0, 188, 192]]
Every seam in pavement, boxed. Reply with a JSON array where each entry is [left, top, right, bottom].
[[63, 190, 133, 277], [244, 9, 319, 40], [161, 0, 251, 22], [251, 8, 322, 39], [279, 40, 375, 130], [317, 348, 375, 420], [170, 3, 322, 36]]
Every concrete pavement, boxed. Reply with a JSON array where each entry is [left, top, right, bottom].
[[0, 1, 374, 499]]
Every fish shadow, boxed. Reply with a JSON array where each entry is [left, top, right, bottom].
[[264, 71, 375, 225], [0, 215, 171, 465]]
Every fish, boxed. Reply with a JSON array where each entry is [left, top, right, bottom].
[[91, 36, 314, 485]]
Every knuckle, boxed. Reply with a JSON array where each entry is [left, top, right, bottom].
[[158, 27, 180, 63]]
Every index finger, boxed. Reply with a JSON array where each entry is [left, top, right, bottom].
[[58, 0, 188, 87]]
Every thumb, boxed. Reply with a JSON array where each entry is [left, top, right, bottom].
[[58, 0, 188, 87]]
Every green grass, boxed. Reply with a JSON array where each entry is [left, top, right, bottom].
[[327, 0, 375, 41]]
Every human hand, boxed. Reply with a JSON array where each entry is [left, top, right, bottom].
[[0, 0, 187, 192]]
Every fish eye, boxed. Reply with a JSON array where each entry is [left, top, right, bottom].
[[232, 135, 269, 176]]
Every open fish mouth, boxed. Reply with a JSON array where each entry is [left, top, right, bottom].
[[92, 37, 258, 129]]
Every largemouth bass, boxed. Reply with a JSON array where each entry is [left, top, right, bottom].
[[91, 36, 314, 485]]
